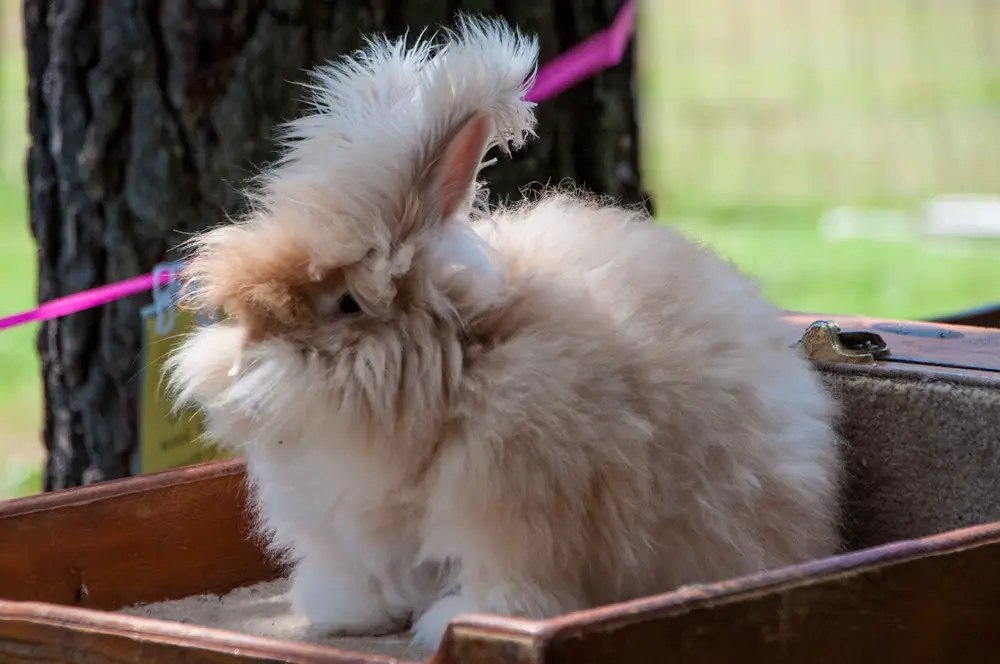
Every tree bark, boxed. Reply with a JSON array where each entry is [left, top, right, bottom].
[[24, 0, 645, 490]]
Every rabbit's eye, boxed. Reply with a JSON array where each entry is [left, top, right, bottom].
[[338, 293, 362, 315]]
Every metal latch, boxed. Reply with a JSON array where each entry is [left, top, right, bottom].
[[795, 320, 891, 365]]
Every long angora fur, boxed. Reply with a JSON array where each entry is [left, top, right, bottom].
[[166, 15, 843, 651]]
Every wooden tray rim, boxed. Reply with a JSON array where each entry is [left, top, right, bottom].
[[4, 455, 1000, 661]]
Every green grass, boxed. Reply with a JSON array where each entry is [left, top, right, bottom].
[[0, 0, 999, 498], [0, 52, 34, 427], [637, 0, 1000, 318], [0, 0, 41, 499], [665, 208, 1000, 318]]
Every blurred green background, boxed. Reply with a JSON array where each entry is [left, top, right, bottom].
[[1, 0, 999, 498], [1, 0, 37, 498]]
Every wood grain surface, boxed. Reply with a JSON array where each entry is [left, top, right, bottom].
[[434, 520, 1000, 664], [0, 459, 274, 610], [0, 601, 413, 664], [930, 302, 1000, 329], [784, 312, 1000, 374]]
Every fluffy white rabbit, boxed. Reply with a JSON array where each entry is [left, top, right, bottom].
[[166, 15, 843, 651]]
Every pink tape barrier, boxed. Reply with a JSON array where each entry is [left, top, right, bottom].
[[525, 0, 636, 103], [0, 0, 636, 333], [0, 272, 173, 332]]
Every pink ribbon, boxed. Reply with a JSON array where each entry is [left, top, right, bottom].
[[0, 0, 636, 334], [0, 272, 174, 332], [525, 0, 636, 103]]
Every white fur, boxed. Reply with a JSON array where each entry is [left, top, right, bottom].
[[167, 15, 843, 654]]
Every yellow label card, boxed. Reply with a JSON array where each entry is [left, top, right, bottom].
[[135, 303, 232, 475]]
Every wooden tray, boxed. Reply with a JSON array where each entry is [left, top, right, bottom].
[[2, 314, 1000, 663]]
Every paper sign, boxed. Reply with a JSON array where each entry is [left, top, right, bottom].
[[133, 264, 232, 475], [135, 304, 232, 474]]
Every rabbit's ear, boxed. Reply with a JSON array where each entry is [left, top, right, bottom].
[[429, 111, 494, 219]]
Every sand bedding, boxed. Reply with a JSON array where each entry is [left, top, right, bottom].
[[120, 576, 434, 661]]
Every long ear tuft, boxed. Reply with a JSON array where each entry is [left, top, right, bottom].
[[413, 15, 539, 222], [248, 14, 539, 243], [424, 13, 540, 159]]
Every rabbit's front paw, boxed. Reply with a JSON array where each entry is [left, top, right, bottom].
[[411, 594, 482, 649], [289, 559, 401, 636], [411, 579, 584, 649]]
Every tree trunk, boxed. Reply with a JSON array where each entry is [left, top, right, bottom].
[[24, 0, 645, 490]]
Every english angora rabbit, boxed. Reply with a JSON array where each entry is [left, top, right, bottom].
[[167, 15, 842, 650]]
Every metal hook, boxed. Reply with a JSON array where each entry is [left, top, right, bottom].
[[795, 320, 891, 365], [151, 262, 184, 336]]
